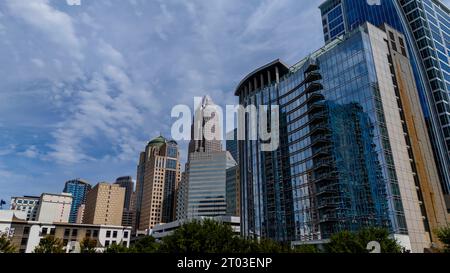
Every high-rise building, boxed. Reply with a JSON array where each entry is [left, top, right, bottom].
[[226, 129, 241, 217], [319, 0, 450, 198], [226, 162, 240, 217], [76, 204, 85, 224], [114, 176, 135, 227], [36, 193, 73, 223], [84, 183, 125, 226], [176, 172, 188, 220], [186, 151, 236, 218], [235, 22, 448, 252], [10, 196, 40, 221], [188, 95, 223, 153], [134, 136, 181, 231], [114, 176, 134, 210], [63, 179, 91, 223], [226, 129, 239, 163], [182, 96, 238, 219]]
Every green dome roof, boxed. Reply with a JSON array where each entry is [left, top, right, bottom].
[[148, 135, 167, 146]]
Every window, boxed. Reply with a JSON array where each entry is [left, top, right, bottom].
[[72, 229, 78, 237], [93, 230, 99, 237], [21, 237, 28, 246], [86, 230, 91, 237], [123, 231, 129, 239], [23, 226, 30, 235], [105, 240, 110, 247], [41, 228, 48, 235], [112, 231, 118, 238], [64, 229, 71, 237], [106, 231, 111, 238], [50, 228, 55, 236]]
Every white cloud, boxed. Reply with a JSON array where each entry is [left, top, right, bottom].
[[6, 0, 83, 60]]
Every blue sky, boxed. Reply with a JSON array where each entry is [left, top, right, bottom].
[[0, 0, 326, 201]]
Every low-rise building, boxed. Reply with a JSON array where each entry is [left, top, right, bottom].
[[10, 196, 40, 221], [0, 210, 131, 253], [150, 216, 240, 239]]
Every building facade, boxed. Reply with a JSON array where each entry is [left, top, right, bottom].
[[134, 136, 181, 232], [236, 23, 447, 252], [114, 176, 134, 210], [10, 196, 40, 221], [151, 216, 240, 239], [84, 183, 125, 226], [36, 193, 73, 223], [319, 0, 450, 198], [63, 179, 91, 223], [0, 210, 130, 253], [186, 151, 236, 218]]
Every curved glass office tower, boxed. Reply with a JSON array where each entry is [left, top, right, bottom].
[[236, 22, 448, 252], [320, 0, 450, 196]]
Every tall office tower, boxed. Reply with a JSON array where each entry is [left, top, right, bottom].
[[10, 196, 40, 221], [235, 23, 447, 252], [226, 129, 241, 217], [84, 182, 125, 226], [114, 176, 134, 210], [188, 95, 223, 153], [114, 176, 135, 227], [226, 162, 240, 217], [176, 172, 188, 220], [134, 136, 181, 231], [36, 193, 73, 223], [63, 179, 91, 223], [186, 151, 236, 218], [319, 0, 450, 198], [226, 129, 239, 163]]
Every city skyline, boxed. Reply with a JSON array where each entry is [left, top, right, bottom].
[[0, 0, 326, 202], [1, 0, 450, 255]]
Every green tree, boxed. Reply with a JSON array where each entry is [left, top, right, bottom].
[[0, 234, 16, 253], [326, 228, 403, 253], [80, 237, 98, 253], [436, 225, 450, 253], [130, 236, 159, 253], [105, 242, 130, 253], [293, 244, 320, 253], [33, 236, 65, 254], [159, 219, 244, 253]]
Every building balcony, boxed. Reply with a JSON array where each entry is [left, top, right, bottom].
[[305, 63, 320, 74], [313, 172, 338, 185], [313, 158, 333, 171], [305, 93, 324, 106], [310, 135, 331, 147], [309, 122, 330, 135], [319, 214, 338, 223], [304, 72, 322, 84], [304, 82, 323, 94], [312, 146, 331, 158]]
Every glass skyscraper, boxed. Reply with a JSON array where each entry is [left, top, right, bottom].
[[63, 179, 92, 223], [319, 0, 450, 196], [236, 22, 448, 252]]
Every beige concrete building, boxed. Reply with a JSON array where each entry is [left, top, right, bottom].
[[84, 183, 125, 226], [36, 193, 73, 223], [135, 136, 181, 232], [76, 204, 85, 224]]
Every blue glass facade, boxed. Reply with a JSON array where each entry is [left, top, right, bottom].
[[320, 0, 450, 194], [235, 25, 430, 245], [63, 179, 91, 223]]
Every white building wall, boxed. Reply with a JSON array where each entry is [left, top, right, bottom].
[[36, 193, 73, 223], [367, 23, 428, 253]]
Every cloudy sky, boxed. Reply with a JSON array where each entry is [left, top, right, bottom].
[[0, 0, 327, 201]]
